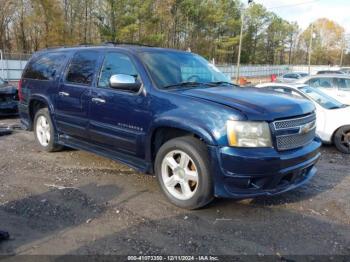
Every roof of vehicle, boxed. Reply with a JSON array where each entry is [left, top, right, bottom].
[[282, 72, 308, 75], [316, 70, 343, 73], [256, 82, 307, 90], [296, 74, 350, 82], [35, 43, 188, 55]]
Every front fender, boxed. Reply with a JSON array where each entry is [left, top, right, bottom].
[[150, 117, 218, 145]]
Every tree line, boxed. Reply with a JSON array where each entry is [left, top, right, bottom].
[[0, 0, 349, 65]]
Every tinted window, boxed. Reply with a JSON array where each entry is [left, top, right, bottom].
[[23, 53, 65, 80], [98, 52, 138, 88], [284, 74, 298, 79], [66, 51, 99, 85]]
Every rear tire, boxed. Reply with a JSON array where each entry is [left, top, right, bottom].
[[334, 126, 350, 154], [34, 108, 63, 152], [155, 136, 214, 209]]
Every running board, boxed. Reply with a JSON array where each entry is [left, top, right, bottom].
[[58, 134, 152, 174]]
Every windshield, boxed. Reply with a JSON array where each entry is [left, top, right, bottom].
[[0, 78, 4, 85], [300, 86, 346, 109], [140, 51, 230, 89]]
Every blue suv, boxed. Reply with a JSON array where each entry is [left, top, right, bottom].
[[19, 45, 321, 209]]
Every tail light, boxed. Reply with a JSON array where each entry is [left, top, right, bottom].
[[18, 79, 24, 101]]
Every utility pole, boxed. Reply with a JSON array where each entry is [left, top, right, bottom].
[[340, 45, 344, 67], [308, 23, 314, 75], [236, 0, 253, 84], [340, 34, 349, 67], [0, 49, 4, 80], [236, 13, 244, 84]]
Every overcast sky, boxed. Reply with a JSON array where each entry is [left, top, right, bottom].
[[253, 0, 350, 33]]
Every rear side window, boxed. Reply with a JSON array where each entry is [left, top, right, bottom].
[[284, 74, 297, 79], [335, 78, 350, 90], [23, 53, 65, 80], [66, 51, 99, 85], [308, 78, 334, 89]]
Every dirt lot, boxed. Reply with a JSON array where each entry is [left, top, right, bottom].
[[0, 117, 349, 257]]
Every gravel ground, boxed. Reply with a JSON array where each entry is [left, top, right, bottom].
[[0, 117, 349, 257]]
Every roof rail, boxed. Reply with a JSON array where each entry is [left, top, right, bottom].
[[77, 43, 95, 47], [103, 41, 154, 47], [40, 46, 68, 51]]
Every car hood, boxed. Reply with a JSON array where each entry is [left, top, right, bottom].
[[0, 86, 17, 94], [176, 86, 315, 121], [325, 105, 350, 116]]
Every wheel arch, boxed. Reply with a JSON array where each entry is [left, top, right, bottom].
[[146, 119, 217, 169], [28, 95, 55, 130]]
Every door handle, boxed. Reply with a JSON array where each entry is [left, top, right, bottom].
[[92, 97, 106, 104], [59, 91, 70, 97]]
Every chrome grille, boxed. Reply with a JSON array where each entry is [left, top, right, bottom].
[[274, 113, 316, 130], [273, 113, 316, 151], [276, 129, 316, 151]]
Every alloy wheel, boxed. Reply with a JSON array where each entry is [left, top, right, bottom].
[[161, 150, 199, 201], [36, 115, 51, 147], [340, 130, 350, 153]]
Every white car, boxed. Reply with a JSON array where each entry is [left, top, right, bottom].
[[276, 72, 309, 83], [296, 74, 350, 105], [257, 83, 350, 153]]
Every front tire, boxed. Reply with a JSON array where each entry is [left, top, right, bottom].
[[34, 108, 62, 152], [334, 126, 350, 154], [155, 136, 213, 209]]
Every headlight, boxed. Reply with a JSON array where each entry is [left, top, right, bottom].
[[227, 120, 272, 148]]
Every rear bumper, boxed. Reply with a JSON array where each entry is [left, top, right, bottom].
[[0, 101, 18, 116], [210, 139, 321, 198], [18, 102, 31, 130]]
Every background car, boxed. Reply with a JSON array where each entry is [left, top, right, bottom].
[[0, 77, 18, 116], [257, 82, 350, 154], [316, 70, 344, 75], [340, 67, 350, 74], [296, 74, 350, 105], [276, 72, 309, 83]]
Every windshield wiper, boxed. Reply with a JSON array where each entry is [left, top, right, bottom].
[[162, 82, 204, 89]]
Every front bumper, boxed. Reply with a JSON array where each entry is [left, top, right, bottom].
[[210, 139, 321, 198]]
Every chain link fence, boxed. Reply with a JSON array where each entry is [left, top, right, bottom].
[[216, 64, 339, 83], [1, 52, 31, 81]]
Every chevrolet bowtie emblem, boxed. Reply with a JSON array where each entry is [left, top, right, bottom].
[[299, 121, 316, 135]]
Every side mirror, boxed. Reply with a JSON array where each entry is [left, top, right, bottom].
[[109, 74, 141, 92]]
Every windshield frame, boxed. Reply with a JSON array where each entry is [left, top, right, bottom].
[[139, 50, 231, 90]]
